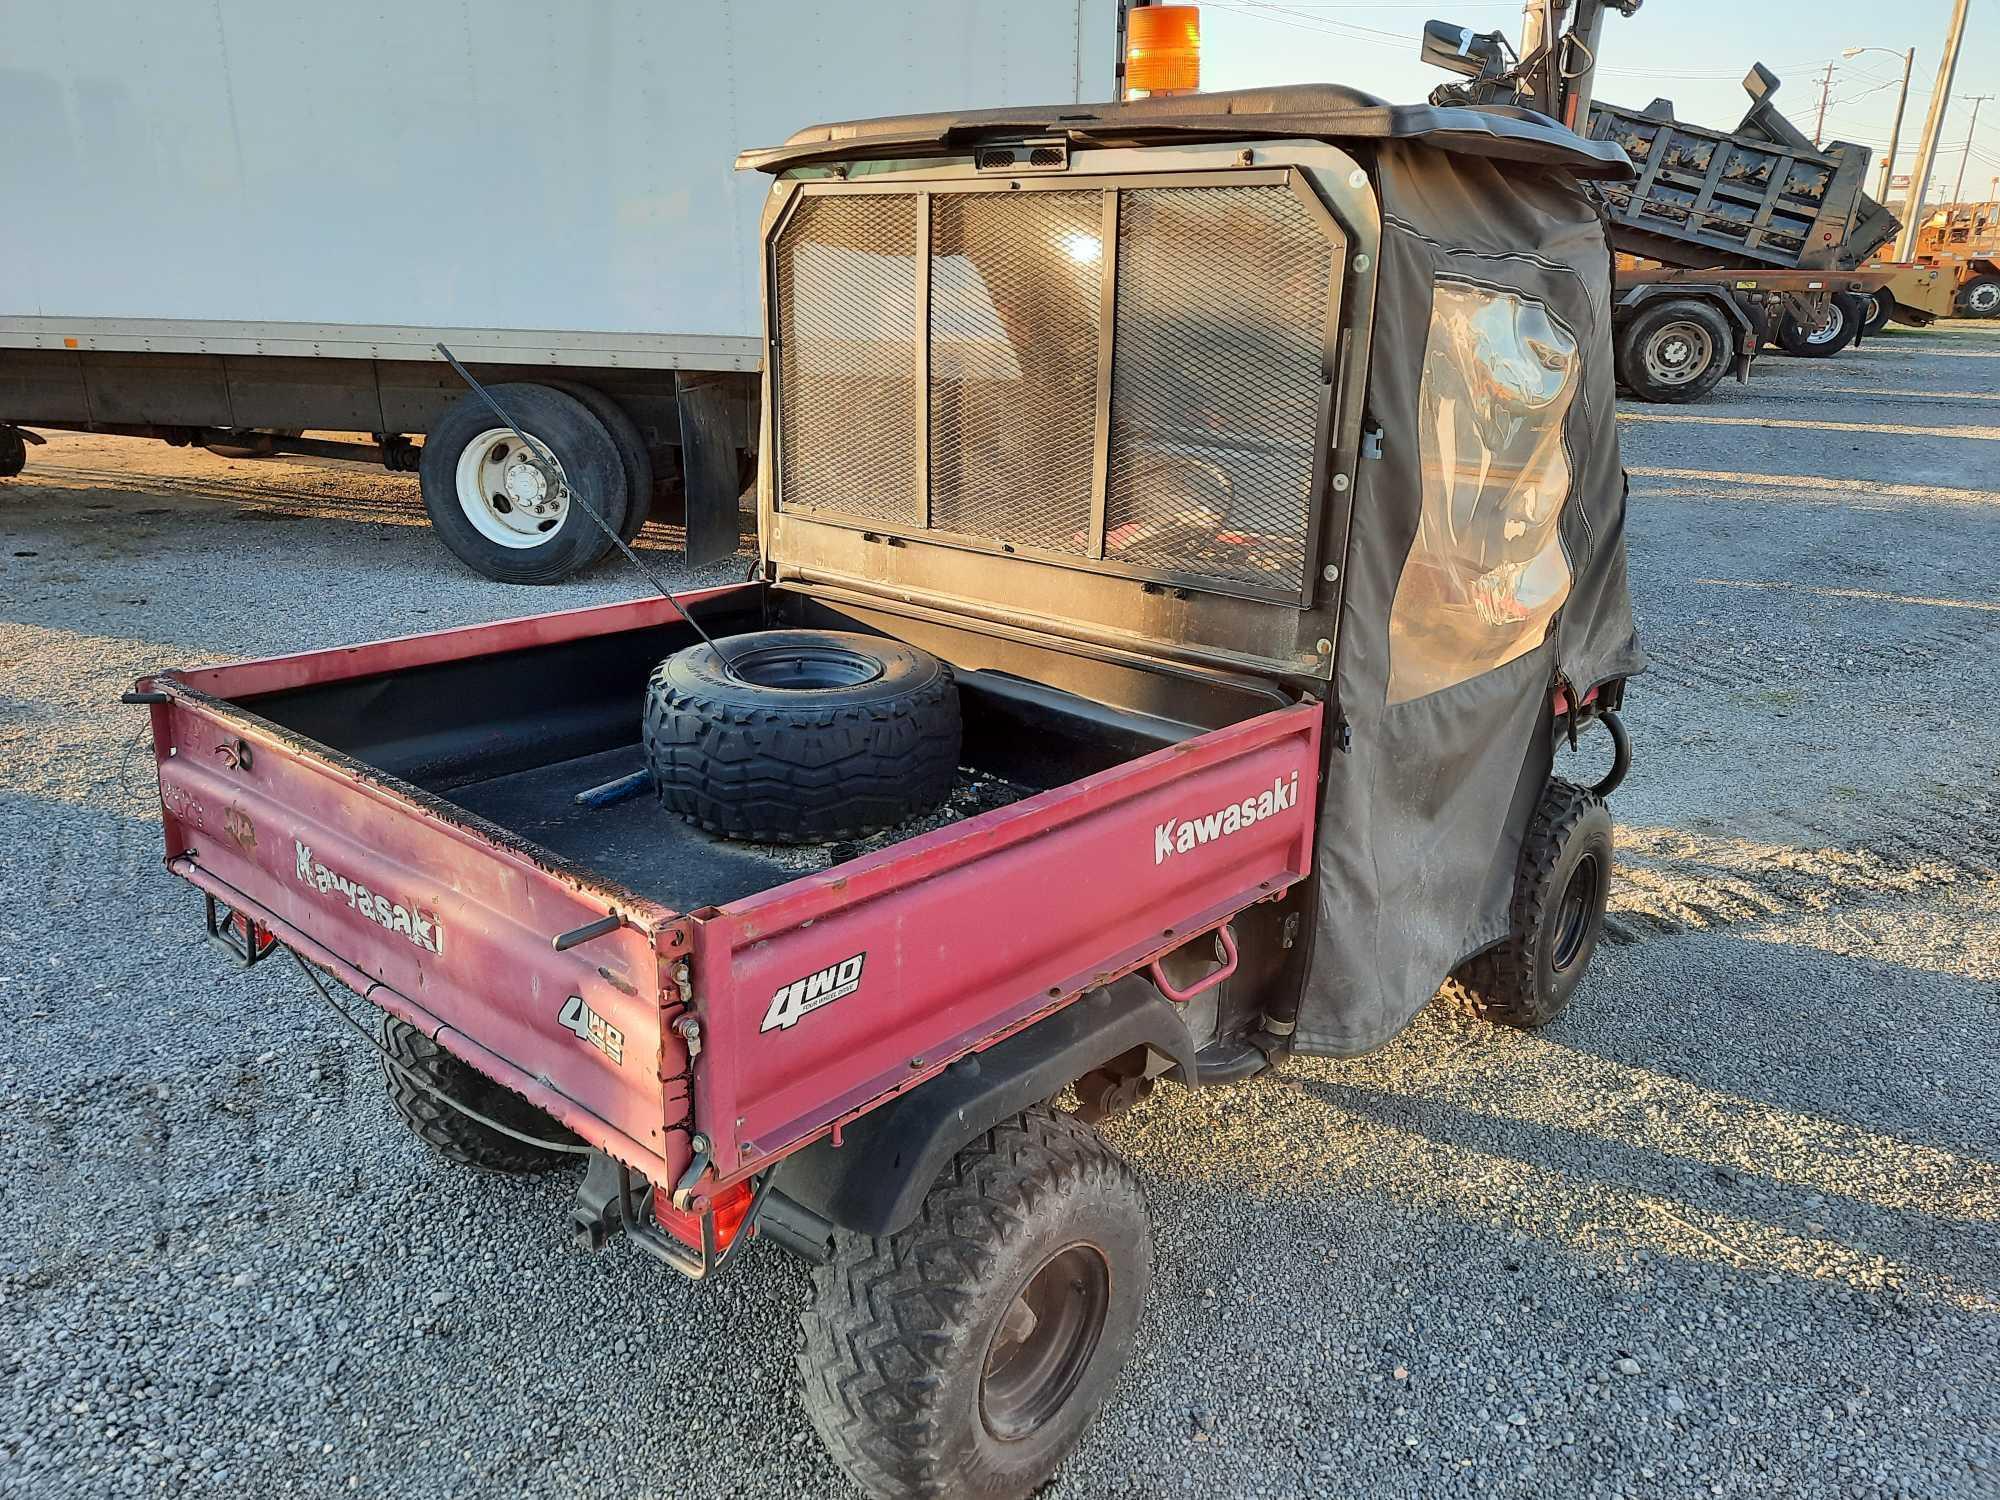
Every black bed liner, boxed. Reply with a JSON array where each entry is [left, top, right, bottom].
[[449, 746, 1030, 914]]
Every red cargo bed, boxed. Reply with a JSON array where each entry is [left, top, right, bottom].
[[137, 589, 1320, 1194]]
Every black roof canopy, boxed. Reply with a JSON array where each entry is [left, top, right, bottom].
[[737, 82, 1634, 180]]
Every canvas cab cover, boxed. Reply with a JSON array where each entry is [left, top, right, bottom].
[[743, 84, 1643, 1054]]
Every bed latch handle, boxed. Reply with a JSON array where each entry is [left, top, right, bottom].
[[1148, 922, 1239, 1005], [553, 913, 623, 952]]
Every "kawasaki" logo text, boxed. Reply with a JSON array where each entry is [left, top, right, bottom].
[[1154, 773, 1300, 865], [295, 840, 443, 954]]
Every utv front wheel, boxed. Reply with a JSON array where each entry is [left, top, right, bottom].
[[799, 1108, 1150, 1500], [379, 1015, 580, 1173], [1445, 779, 1612, 1029]]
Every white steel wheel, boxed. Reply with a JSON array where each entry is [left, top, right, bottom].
[[1641, 318, 1715, 388], [419, 383, 626, 584], [454, 429, 570, 549], [1802, 300, 1846, 347]]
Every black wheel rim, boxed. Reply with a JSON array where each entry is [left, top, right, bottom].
[[1552, 851, 1603, 974], [979, 1243, 1110, 1443], [726, 643, 884, 689]]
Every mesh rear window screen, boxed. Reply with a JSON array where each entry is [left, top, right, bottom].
[[929, 190, 1102, 552], [1103, 186, 1330, 592], [774, 177, 1339, 599], [776, 193, 920, 525]]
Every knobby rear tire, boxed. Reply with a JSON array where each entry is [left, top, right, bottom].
[[799, 1108, 1151, 1500], [379, 1015, 580, 1174]]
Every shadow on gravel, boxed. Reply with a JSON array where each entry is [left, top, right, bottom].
[[1283, 1073, 1998, 1315]]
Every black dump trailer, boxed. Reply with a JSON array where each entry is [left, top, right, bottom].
[[1423, 10, 1898, 402], [1585, 65, 1899, 400]]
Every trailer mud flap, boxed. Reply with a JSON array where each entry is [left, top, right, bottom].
[[676, 372, 746, 567]]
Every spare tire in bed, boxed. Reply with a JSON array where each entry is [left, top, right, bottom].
[[642, 629, 961, 843]]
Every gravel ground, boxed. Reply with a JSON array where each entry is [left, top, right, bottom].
[[2, 324, 1997, 1500]]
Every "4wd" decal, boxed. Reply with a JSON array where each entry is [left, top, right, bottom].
[[761, 953, 866, 1033], [558, 995, 625, 1065], [1154, 772, 1299, 865]]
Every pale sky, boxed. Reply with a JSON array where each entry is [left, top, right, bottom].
[[1198, 0, 2000, 199]]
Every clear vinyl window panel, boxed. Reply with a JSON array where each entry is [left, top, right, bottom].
[[1387, 281, 1578, 706], [772, 177, 1341, 600], [776, 193, 920, 525]]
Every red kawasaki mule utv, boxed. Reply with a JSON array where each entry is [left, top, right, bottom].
[[128, 85, 1640, 1499]]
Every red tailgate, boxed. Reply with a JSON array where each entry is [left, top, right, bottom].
[[147, 689, 691, 1186], [690, 702, 1323, 1177]]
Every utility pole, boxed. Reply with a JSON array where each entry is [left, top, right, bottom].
[[1895, 0, 1973, 260], [1813, 59, 1835, 146], [1879, 47, 1916, 202], [1951, 95, 1994, 203]]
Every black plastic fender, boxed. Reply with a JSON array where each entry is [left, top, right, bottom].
[[775, 976, 1198, 1237]]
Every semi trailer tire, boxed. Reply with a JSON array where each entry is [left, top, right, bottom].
[[1860, 288, 1895, 337], [0, 428, 25, 478], [799, 1108, 1151, 1500], [379, 1015, 582, 1173], [1442, 778, 1612, 1030], [1957, 274, 2000, 318], [1615, 299, 1732, 403], [418, 383, 630, 584], [549, 381, 654, 541], [643, 629, 961, 843], [1776, 294, 1858, 358]]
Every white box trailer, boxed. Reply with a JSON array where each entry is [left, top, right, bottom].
[[0, 0, 1124, 580]]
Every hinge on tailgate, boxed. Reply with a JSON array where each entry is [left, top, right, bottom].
[[672, 1015, 703, 1059], [671, 1133, 713, 1212]]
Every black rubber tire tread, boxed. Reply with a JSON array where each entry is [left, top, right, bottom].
[[549, 381, 654, 541], [643, 630, 961, 844], [798, 1108, 1151, 1500], [1615, 299, 1732, 404], [0, 428, 24, 478], [1776, 294, 1856, 358], [1956, 273, 2000, 318], [1860, 288, 1895, 337], [1442, 778, 1613, 1030], [417, 383, 629, 584], [378, 1015, 579, 1173]]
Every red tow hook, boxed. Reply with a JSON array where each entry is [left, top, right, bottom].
[[1148, 923, 1239, 1004]]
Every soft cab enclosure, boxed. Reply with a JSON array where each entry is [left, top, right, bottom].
[[741, 82, 1643, 1055]]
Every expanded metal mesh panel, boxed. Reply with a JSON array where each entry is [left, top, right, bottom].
[[928, 190, 1101, 552], [776, 193, 920, 525], [772, 176, 1342, 601], [1103, 186, 1330, 593]]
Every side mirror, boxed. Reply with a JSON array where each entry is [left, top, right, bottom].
[[1421, 19, 1510, 79]]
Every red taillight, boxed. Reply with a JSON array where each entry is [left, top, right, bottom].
[[652, 1179, 756, 1250]]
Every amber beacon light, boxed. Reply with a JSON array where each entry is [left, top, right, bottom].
[[1125, 5, 1200, 98]]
